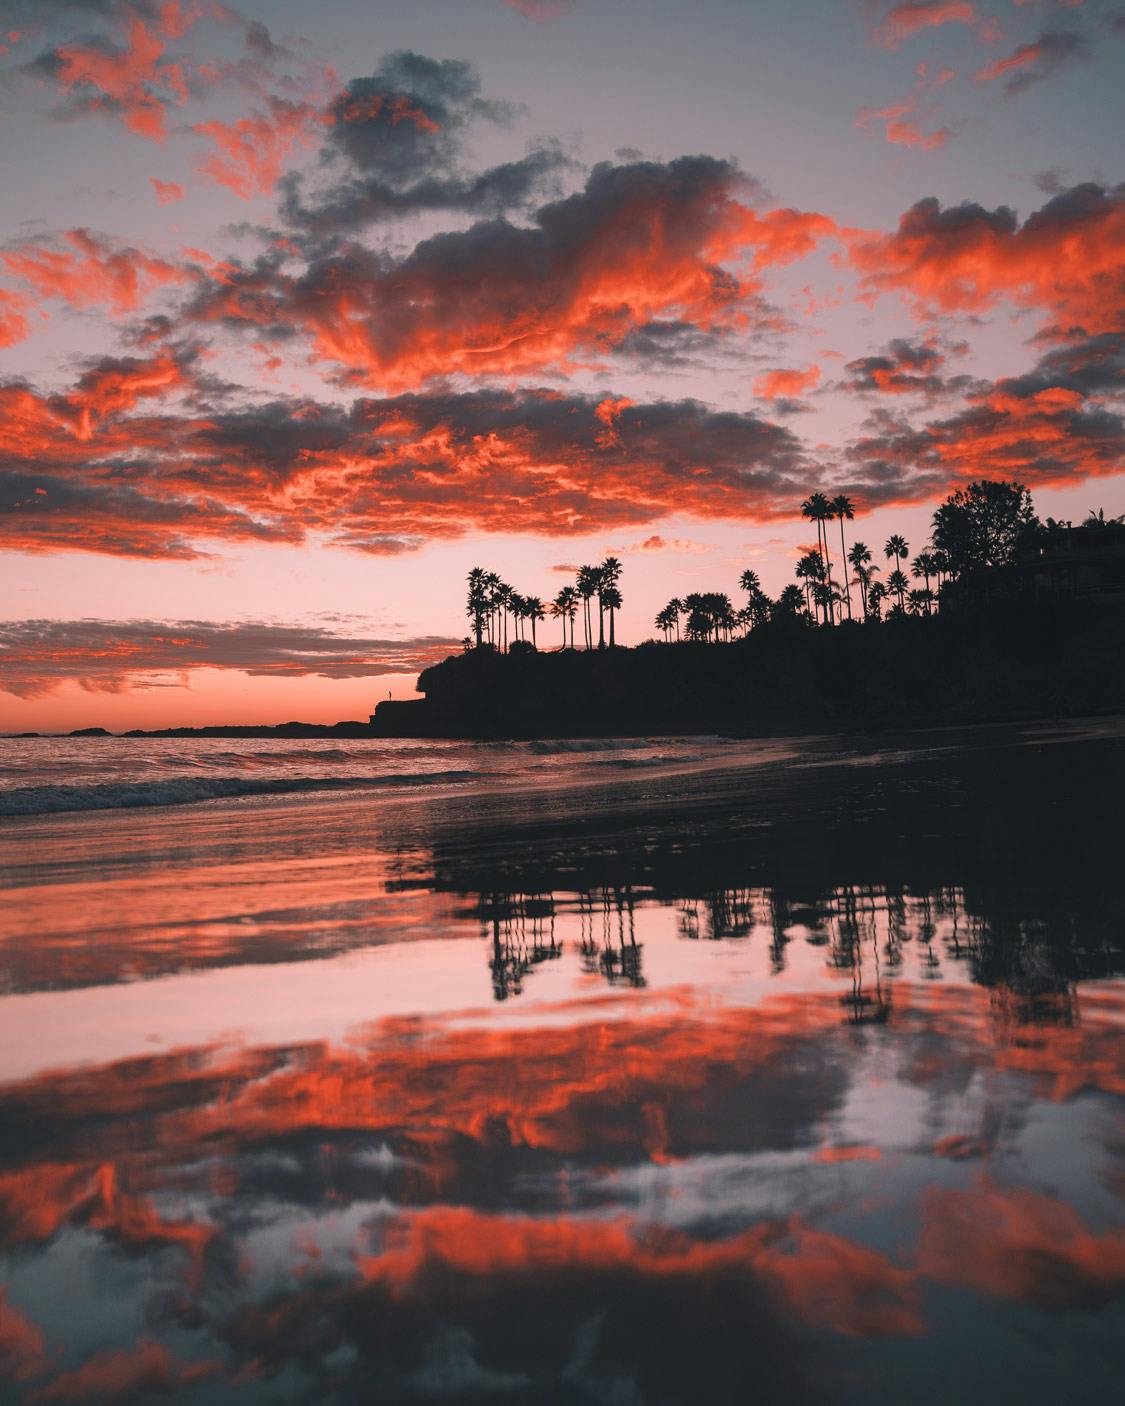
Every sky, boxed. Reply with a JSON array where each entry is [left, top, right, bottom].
[[0, 0, 1123, 730]]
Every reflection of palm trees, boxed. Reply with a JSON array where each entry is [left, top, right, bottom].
[[579, 888, 645, 988], [484, 890, 562, 1001]]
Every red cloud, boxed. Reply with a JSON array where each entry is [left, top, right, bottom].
[[1, 229, 187, 314], [856, 97, 950, 151], [0, 288, 30, 347], [53, 10, 192, 142], [191, 157, 835, 387], [194, 97, 327, 199], [0, 1289, 46, 1383], [847, 183, 1125, 335], [754, 365, 821, 399], [874, 2, 978, 49], [27, 1340, 220, 1405], [150, 176, 185, 204]]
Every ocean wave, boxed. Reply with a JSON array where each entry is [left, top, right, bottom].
[[0, 770, 489, 816]]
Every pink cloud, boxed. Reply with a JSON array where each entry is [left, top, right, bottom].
[[151, 177, 186, 205], [874, 2, 978, 50]]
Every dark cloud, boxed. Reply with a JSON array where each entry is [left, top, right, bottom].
[[842, 338, 970, 398], [975, 30, 1089, 97], [0, 355, 817, 556], [280, 50, 571, 233], [843, 333, 1125, 505], [0, 619, 462, 696], [191, 155, 834, 387], [848, 182, 1125, 337]]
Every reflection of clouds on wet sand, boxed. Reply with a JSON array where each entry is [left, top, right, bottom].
[[0, 725, 1122, 1401]]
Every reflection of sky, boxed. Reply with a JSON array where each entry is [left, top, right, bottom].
[[1, 1, 1123, 726], [1, 730, 1123, 1399]]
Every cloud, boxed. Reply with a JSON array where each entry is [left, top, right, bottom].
[[0, 288, 30, 347], [873, 2, 979, 50], [754, 365, 821, 399], [24, 2, 200, 142], [0, 619, 463, 696], [0, 356, 816, 557], [150, 176, 185, 204], [502, 0, 574, 18], [26, 1340, 220, 1404], [847, 182, 1125, 337], [192, 155, 835, 388], [842, 337, 967, 396], [280, 51, 571, 233], [1, 228, 187, 313], [194, 96, 326, 198], [844, 332, 1125, 504], [855, 95, 950, 151], [974, 29, 1089, 95]]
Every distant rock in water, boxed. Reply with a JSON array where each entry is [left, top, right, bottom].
[[68, 727, 111, 737]]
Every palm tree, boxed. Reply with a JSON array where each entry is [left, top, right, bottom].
[[576, 565, 600, 649], [551, 587, 575, 648], [775, 584, 805, 618], [911, 552, 939, 613], [867, 578, 887, 620], [884, 535, 908, 610], [600, 583, 622, 644], [907, 588, 932, 617], [466, 567, 489, 648], [795, 550, 825, 620], [599, 557, 623, 647], [831, 495, 856, 619], [654, 603, 676, 641], [739, 568, 761, 597], [526, 595, 545, 648], [1084, 507, 1125, 528], [801, 493, 836, 623], [886, 568, 909, 611], [847, 541, 872, 616]]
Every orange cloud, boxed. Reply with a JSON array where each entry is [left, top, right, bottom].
[[874, 2, 978, 50], [54, 11, 191, 143], [151, 176, 185, 204], [190, 157, 835, 387], [856, 98, 950, 152], [1, 229, 187, 314], [27, 1341, 220, 1405], [754, 365, 821, 399], [848, 183, 1125, 335], [0, 1289, 46, 1384], [194, 98, 327, 199], [0, 288, 30, 347]]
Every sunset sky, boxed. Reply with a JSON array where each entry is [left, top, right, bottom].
[[1, 0, 1123, 729]]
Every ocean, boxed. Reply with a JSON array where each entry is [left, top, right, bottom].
[[0, 720, 1122, 1402]]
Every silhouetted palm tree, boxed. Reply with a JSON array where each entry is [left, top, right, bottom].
[[911, 551, 938, 613], [847, 540, 872, 616], [885, 535, 908, 610], [831, 495, 856, 619], [576, 565, 600, 649], [551, 587, 574, 648], [467, 567, 489, 648], [600, 583, 621, 644], [598, 557, 622, 647], [526, 595, 545, 648], [801, 493, 836, 623]]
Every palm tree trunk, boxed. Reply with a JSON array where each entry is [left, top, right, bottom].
[[598, 600, 605, 649], [609, 608, 615, 647], [838, 517, 852, 619]]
